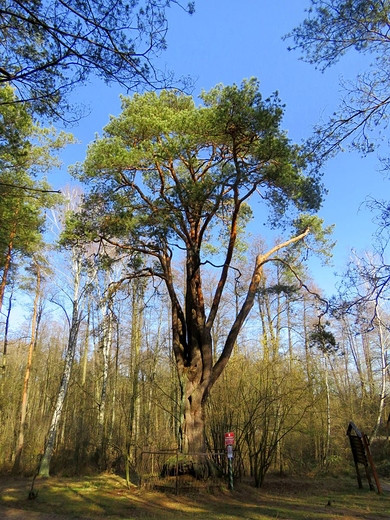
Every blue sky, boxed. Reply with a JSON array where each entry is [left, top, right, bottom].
[[52, 0, 389, 297]]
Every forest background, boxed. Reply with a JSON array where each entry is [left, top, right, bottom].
[[2, 0, 390, 489]]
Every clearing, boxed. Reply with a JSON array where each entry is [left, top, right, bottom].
[[0, 473, 389, 519]]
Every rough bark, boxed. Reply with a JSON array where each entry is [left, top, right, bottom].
[[167, 228, 311, 454]]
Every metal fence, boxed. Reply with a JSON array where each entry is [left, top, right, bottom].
[[138, 449, 241, 493]]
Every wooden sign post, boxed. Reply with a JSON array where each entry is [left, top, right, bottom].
[[346, 422, 382, 494]]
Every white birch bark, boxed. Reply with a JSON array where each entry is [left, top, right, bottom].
[[39, 250, 82, 477], [371, 314, 388, 439]]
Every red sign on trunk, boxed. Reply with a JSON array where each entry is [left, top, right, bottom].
[[224, 432, 235, 446]]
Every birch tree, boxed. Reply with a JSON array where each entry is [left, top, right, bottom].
[[38, 245, 85, 477], [38, 191, 89, 477]]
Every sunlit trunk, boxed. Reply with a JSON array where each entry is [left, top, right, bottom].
[[322, 354, 331, 468], [0, 210, 18, 313], [39, 252, 82, 477], [13, 261, 41, 474], [1, 289, 13, 388], [181, 378, 207, 454], [372, 315, 387, 439], [96, 305, 112, 467], [125, 279, 144, 486], [75, 298, 91, 471]]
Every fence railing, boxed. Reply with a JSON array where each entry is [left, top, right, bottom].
[[138, 449, 240, 493]]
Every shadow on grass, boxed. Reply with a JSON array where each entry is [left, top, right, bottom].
[[0, 473, 390, 519]]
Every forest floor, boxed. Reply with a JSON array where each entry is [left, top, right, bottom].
[[0, 472, 389, 520]]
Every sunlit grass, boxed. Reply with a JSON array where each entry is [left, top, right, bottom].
[[0, 473, 389, 519]]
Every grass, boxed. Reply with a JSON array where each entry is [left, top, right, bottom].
[[0, 472, 390, 519]]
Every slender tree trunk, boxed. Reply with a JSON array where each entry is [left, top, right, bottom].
[[144, 322, 160, 442], [0, 212, 18, 313], [1, 289, 13, 388], [75, 297, 91, 471], [323, 355, 331, 468], [361, 327, 375, 398], [96, 304, 112, 468], [13, 262, 41, 474], [371, 316, 387, 439], [125, 280, 143, 485], [257, 277, 271, 361], [81, 300, 90, 388], [287, 299, 293, 368], [39, 254, 82, 477], [344, 317, 367, 402], [109, 314, 120, 444]]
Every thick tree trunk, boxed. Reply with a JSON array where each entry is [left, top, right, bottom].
[[167, 229, 311, 457], [181, 379, 207, 454]]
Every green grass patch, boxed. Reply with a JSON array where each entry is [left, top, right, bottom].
[[0, 473, 389, 519]]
